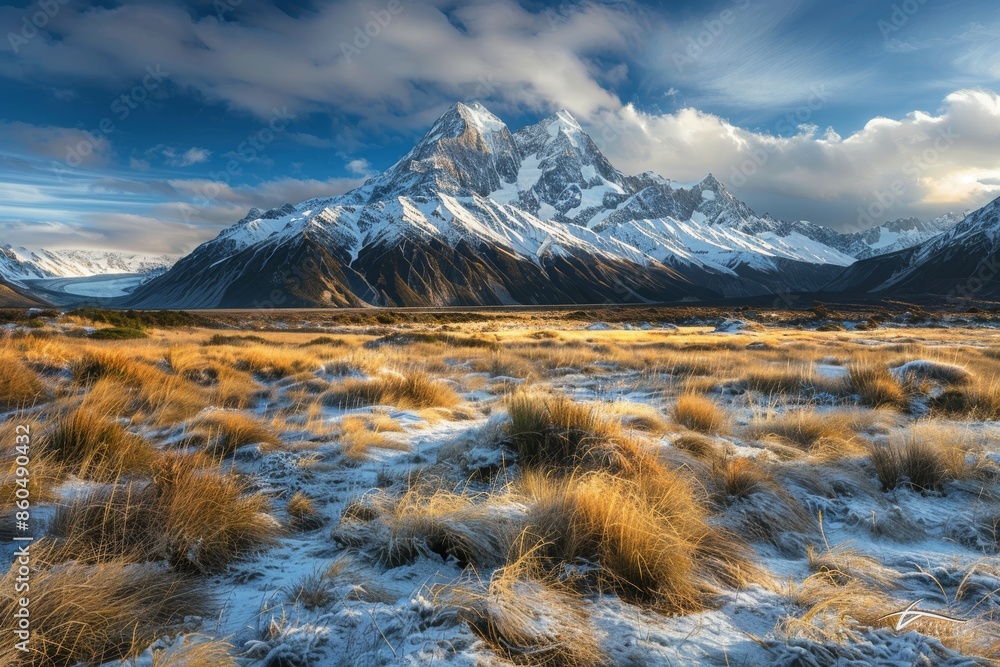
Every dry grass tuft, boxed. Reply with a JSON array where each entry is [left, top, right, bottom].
[[46, 454, 279, 572], [518, 469, 763, 610], [150, 636, 238, 667], [325, 371, 460, 410], [195, 409, 281, 457], [152, 454, 280, 572], [287, 491, 326, 531], [746, 409, 867, 458], [672, 394, 730, 435], [506, 392, 647, 474], [337, 414, 408, 463], [868, 427, 974, 492], [848, 363, 908, 409], [445, 550, 604, 667], [671, 434, 728, 461], [710, 457, 774, 500], [0, 352, 46, 411], [41, 409, 157, 481], [0, 544, 208, 667], [360, 488, 520, 568]]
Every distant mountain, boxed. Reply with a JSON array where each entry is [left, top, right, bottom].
[[0, 245, 176, 287], [123, 102, 961, 309], [825, 198, 1000, 301]]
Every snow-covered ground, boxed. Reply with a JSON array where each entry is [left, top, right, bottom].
[[7, 319, 999, 666]]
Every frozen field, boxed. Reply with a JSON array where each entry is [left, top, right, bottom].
[[2, 309, 999, 666]]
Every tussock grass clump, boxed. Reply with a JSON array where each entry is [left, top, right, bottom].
[[337, 414, 408, 463], [359, 488, 520, 568], [0, 353, 46, 411], [325, 371, 460, 410], [848, 363, 908, 409], [506, 392, 646, 474], [445, 552, 604, 667], [0, 547, 208, 667], [47, 454, 279, 571], [195, 410, 281, 457], [48, 483, 161, 562], [671, 433, 728, 461], [868, 430, 970, 492], [149, 636, 238, 667], [672, 394, 730, 435], [235, 345, 318, 379], [746, 409, 867, 459], [41, 409, 157, 481], [710, 457, 774, 500], [518, 469, 763, 610], [153, 455, 280, 572], [71, 348, 151, 385], [287, 491, 326, 531], [929, 380, 1000, 420]]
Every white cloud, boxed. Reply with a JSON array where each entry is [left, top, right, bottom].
[[162, 146, 212, 167], [588, 88, 1000, 228], [345, 158, 372, 176]]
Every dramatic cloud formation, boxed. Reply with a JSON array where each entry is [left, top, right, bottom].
[[0, 0, 998, 252]]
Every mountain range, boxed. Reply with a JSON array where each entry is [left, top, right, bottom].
[[2, 102, 990, 309], [0, 246, 175, 286]]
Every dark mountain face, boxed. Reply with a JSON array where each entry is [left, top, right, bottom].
[[122, 101, 964, 310], [824, 199, 1000, 300]]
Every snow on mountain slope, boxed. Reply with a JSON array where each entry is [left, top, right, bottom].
[[126, 102, 964, 308], [0, 245, 176, 286], [824, 198, 1000, 298]]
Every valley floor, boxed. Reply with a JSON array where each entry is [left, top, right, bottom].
[[2, 309, 1000, 666]]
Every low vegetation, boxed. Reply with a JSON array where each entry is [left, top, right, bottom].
[[5, 313, 1000, 666]]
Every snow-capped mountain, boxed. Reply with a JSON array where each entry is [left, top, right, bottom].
[[124, 102, 960, 309], [825, 198, 1000, 300], [0, 245, 176, 286]]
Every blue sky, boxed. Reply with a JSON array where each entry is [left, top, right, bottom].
[[0, 0, 999, 253]]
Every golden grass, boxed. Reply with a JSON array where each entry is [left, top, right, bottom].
[[671, 433, 728, 461], [195, 409, 281, 457], [505, 392, 647, 474], [150, 636, 238, 667], [152, 454, 280, 572], [366, 488, 520, 568], [746, 409, 868, 458], [848, 362, 908, 409], [517, 469, 764, 610], [444, 550, 604, 667], [325, 371, 460, 410], [47, 454, 279, 572], [0, 543, 208, 667], [287, 491, 325, 531], [868, 425, 978, 492], [672, 394, 730, 435], [233, 345, 320, 379], [710, 457, 774, 500], [41, 409, 157, 481], [0, 352, 46, 411], [337, 414, 409, 463]]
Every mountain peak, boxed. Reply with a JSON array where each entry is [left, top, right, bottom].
[[543, 108, 583, 134]]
